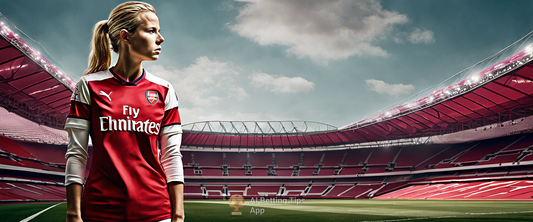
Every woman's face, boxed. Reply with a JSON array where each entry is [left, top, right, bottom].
[[127, 12, 164, 62]]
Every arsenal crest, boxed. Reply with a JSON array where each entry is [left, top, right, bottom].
[[146, 90, 159, 105]]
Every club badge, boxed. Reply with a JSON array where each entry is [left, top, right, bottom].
[[146, 90, 159, 105]]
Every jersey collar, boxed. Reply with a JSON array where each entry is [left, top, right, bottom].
[[109, 68, 145, 86]]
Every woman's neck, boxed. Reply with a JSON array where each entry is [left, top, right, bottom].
[[113, 54, 143, 82]]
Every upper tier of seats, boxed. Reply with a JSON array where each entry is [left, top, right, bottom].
[[183, 132, 533, 177], [3, 131, 532, 177]]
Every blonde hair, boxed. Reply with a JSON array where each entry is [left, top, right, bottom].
[[85, 1, 156, 75]]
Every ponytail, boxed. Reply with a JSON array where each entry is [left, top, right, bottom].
[[85, 20, 111, 75], [84, 2, 155, 75]]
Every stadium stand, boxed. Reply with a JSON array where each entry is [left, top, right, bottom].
[[246, 185, 280, 197], [323, 151, 345, 166], [2, 15, 533, 203], [14, 140, 66, 164], [275, 152, 301, 167], [0, 105, 68, 146], [376, 180, 533, 200]]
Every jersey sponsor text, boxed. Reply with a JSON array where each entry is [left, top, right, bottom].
[[99, 105, 161, 135]]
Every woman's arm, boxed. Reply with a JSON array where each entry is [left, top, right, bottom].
[[160, 125, 184, 221], [160, 83, 184, 221], [168, 182, 184, 222], [66, 184, 83, 222], [65, 117, 90, 222]]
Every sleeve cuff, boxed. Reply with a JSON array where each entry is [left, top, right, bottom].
[[161, 124, 182, 135], [168, 180, 184, 185]]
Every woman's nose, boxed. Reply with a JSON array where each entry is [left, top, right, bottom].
[[157, 33, 164, 45]]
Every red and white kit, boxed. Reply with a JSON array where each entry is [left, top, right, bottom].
[[65, 69, 183, 222]]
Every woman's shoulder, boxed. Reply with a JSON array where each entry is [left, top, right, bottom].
[[80, 70, 113, 82], [144, 71, 172, 88]]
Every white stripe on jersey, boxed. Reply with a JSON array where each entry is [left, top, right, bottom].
[[74, 71, 114, 105], [145, 71, 179, 111], [145, 71, 170, 87], [83, 70, 114, 82]]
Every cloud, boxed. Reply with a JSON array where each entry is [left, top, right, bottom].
[[180, 107, 276, 123], [407, 28, 435, 44], [147, 57, 246, 106], [250, 72, 315, 93], [365, 79, 415, 96], [393, 28, 435, 44], [229, 0, 409, 64], [229, 87, 249, 100], [393, 36, 404, 44], [217, 1, 237, 11]]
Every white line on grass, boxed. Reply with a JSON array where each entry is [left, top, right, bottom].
[[360, 216, 457, 222], [360, 210, 533, 222], [466, 210, 533, 215], [19, 202, 63, 222]]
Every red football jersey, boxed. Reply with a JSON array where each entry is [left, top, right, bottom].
[[67, 69, 181, 221]]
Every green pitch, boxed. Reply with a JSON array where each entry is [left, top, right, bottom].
[[2, 199, 533, 222]]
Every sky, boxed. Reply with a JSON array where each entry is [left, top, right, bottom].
[[1, 0, 533, 128]]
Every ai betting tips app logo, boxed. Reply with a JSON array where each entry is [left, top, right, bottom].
[[228, 194, 245, 216]]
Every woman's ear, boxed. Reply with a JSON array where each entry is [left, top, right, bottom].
[[120, 29, 131, 45]]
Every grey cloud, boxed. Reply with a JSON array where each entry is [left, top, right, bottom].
[[365, 79, 415, 96], [250, 72, 315, 93], [230, 0, 409, 64], [408, 28, 435, 44]]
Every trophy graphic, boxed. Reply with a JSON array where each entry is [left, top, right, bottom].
[[228, 194, 245, 216]]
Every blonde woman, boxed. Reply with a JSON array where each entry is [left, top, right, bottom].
[[65, 2, 184, 222]]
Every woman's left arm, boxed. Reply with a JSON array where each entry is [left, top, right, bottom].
[[160, 126, 184, 222], [160, 83, 184, 221], [168, 182, 184, 222]]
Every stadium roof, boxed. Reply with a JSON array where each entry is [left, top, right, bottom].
[[0, 22, 75, 130], [182, 44, 533, 150], [340, 49, 533, 137], [183, 121, 337, 135]]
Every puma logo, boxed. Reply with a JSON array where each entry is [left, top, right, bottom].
[[99, 91, 113, 101]]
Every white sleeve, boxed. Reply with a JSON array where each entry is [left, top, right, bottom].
[[64, 118, 90, 186], [159, 124, 184, 183]]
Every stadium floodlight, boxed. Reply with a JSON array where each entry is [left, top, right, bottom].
[[471, 75, 480, 83], [526, 45, 533, 54]]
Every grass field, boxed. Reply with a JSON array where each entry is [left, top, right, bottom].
[[2, 199, 533, 222]]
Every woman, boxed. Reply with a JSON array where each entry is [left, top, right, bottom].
[[65, 2, 184, 222]]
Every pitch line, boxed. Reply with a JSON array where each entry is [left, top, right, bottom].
[[19, 202, 62, 222], [466, 210, 533, 215], [360, 216, 457, 222], [360, 210, 533, 222]]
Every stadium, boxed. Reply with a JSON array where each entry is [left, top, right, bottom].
[[2, 3, 533, 222]]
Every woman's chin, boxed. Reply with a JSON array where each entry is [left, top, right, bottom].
[[145, 55, 159, 61]]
